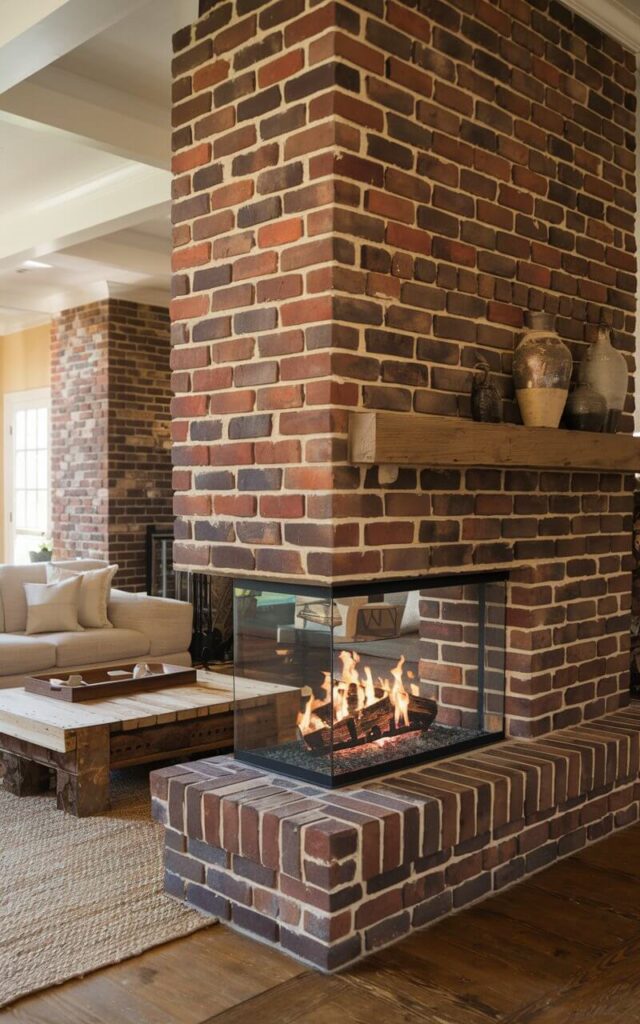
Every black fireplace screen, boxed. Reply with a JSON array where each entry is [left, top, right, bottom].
[[233, 572, 508, 787]]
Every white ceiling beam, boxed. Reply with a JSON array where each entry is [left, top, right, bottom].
[[61, 237, 169, 277], [561, 0, 640, 53], [0, 67, 169, 168], [0, 164, 171, 270], [0, 0, 151, 92], [0, 291, 63, 316], [0, 280, 170, 318], [105, 281, 171, 308]]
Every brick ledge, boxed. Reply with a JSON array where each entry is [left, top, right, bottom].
[[151, 702, 640, 970]]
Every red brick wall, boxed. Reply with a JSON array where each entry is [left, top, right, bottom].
[[52, 299, 173, 590], [171, 0, 636, 579], [170, 0, 636, 734]]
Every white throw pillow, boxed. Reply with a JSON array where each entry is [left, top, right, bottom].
[[46, 563, 118, 629], [24, 576, 84, 635]]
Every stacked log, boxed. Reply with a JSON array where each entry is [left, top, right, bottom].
[[300, 691, 437, 754]]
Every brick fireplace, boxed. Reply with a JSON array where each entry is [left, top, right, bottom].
[[162, 0, 639, 970], [171, 0, 635, 735]]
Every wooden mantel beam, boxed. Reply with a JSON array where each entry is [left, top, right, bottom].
[[349, 411, 640, 473]]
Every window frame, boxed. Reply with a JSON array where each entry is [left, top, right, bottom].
[[3, 387, 51, 564]]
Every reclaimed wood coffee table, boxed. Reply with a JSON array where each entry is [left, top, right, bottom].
[[0, 668, 291, 816]]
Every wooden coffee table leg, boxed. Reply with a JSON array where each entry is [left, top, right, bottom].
[[2, 752, 50, 795], [56, 726, 111, 816]]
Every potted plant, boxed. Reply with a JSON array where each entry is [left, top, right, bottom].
[[29, 536, 53, 563]]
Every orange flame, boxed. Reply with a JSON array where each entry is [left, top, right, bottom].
[[389, 655, 410, 727], [296, 684, 329, 736], [295, 652, 412, 739]]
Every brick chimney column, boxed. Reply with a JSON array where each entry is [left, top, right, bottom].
[[51, 299, 173, 590]]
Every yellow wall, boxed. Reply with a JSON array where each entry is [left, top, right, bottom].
[[0, 323, 51, 561]]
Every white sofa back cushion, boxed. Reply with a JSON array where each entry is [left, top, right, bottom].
[[25, 576, 84, 635], [0, 560, 108, 633]]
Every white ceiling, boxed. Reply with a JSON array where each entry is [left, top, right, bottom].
[[57, 1, 191, 107], [0, 0, 197, 333]]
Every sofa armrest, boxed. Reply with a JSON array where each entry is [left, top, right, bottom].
[[108, 590, 193, 658]]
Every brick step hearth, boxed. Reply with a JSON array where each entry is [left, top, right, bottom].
[[151, 702, 640, 971]]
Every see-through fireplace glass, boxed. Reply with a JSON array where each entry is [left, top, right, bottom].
[[234, 572, 507, 787]]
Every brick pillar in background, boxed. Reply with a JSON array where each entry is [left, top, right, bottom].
[[51, 299, 173, 591], [51, 302, 110, 566]]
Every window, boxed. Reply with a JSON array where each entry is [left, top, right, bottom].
[[4, 389, 51, 564]]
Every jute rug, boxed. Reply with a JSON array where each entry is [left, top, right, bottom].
[[0, 768, 212, 1009]]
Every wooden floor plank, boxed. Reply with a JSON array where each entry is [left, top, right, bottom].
[[527, 856, 640, 920], [359, 931, 551, 1017], [571, 826, 640, 879], [472, 883, 638, 953], [201, 975, 349, 1024], [0, 929, 305, 1024], [208, 972, 440, 1024], [432, 903, 601, 980], [342, 956, 497, 1024], [503, 936, 640, 1024]]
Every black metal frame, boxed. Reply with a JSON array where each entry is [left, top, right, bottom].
[[233, 569, 509, 599], [233, 570, 508, 787], [477, 583, 487, 733], [237, 731, 501, 788], [145, 524, 174, 596]]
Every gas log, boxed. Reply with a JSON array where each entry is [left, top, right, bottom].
[[301, 692, 437, 754]]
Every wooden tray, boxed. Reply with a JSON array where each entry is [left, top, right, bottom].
[[24, 663, 198, 702]]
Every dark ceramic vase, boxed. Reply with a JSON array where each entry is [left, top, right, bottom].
[[564, 383, 607, 432], [471, 360, 501, 423]]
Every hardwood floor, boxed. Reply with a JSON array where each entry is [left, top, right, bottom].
[[3, 823, 640, 1024]]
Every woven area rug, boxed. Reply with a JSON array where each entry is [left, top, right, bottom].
[[0, 768, 212, 1008]]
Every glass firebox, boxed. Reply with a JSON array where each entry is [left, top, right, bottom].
[[233, 572, 507, 787]]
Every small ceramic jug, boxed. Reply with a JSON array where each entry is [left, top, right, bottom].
[[578, 322, 628, 433], [512, 311, 572, 428], [471, 360, 501, 423]]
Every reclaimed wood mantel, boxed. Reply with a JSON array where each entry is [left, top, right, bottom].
[[349, 411, 640, 472]]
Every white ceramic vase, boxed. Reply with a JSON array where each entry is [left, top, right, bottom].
[[577, 323, 628, 433]]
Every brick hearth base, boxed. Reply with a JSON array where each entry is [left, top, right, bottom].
[[151, 704, 640, 971]]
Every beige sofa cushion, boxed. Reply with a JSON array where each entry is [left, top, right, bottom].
[[25, 577, 84, 635], [0, 565, 48, 632], [49, 628, 150, 668], [0, 634, 57, 676], [108, 591, 193, 657], [0, 560, 107, 633], [46, 563, 117, 629]]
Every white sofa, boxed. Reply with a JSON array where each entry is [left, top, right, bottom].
[[0, 560, 193, 689]]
